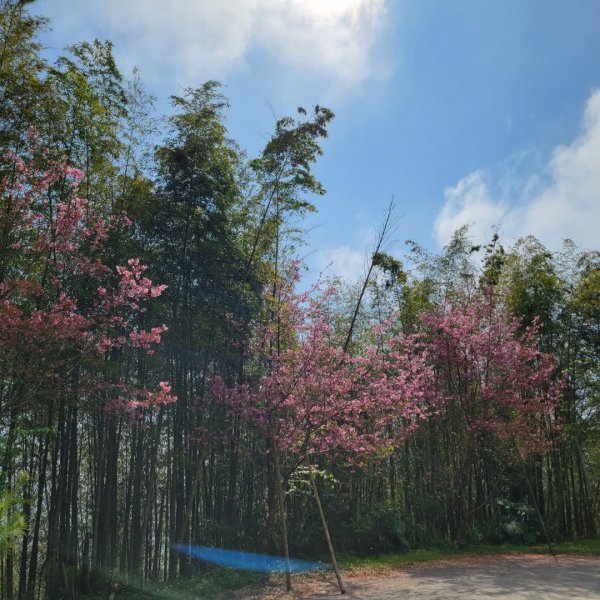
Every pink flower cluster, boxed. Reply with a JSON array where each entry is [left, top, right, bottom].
[[422, 291, 562, 454], [214, 274, 437, 463], [106, 381, 177, 423], [0, 136, 174, 415]]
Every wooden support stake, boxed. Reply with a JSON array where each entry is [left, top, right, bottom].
[[305, 456, 345, 594]]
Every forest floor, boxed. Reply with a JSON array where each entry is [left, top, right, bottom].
[[235, 554, 600, 599]]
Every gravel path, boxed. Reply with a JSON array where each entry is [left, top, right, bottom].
[[241, 555, 600, 599]]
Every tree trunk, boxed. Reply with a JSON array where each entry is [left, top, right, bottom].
[[270, 435, 291, 592]]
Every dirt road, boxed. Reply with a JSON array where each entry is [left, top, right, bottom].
[[245, 555, 600, 599]]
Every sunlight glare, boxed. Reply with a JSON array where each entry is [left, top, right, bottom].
[[297, 0, 360, 19]]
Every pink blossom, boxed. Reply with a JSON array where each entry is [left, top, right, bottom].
[[0, 136, 170, 417]]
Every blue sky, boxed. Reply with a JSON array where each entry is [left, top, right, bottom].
[[37, 0, 600, 280]]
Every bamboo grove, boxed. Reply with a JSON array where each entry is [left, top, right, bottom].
[[1, 2, 599, 598]]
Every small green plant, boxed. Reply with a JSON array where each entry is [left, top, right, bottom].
[[0, 471, 29, 554], [287, 465, 338, 497], [491, 498, 539, 544]]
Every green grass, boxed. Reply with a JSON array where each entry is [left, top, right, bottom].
[[86, 567, 266, 600], [339, 537, 600, 570]]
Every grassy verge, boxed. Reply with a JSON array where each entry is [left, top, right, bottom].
[[86, 567, 266, 600], [339, 537, 600, 570]]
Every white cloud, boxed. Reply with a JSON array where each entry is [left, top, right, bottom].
[[434, 170, 508, 247], [318, 245, 367, 282], [44, 0, 387, 88], [434, 89, 600, 250]]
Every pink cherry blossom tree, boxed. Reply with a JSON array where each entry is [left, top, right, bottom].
[[422, 290, 560, 450], [215, 265, 436, 592], [419, 290, 562, 544], [0, 132, 175, 418]]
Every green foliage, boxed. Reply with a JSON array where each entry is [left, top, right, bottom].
[[348, 506, 411, 554], [505, 236, 564, 337], [0, 471, 28, 554], [480, 233, 506, 288], [404, 225, 481, 315], [0, 0, 49, 148], [287, 465, 338, 497], [248, 105, 334, 258], [397, 278, 435, 333], [251, 105, 334, 205], [575, 264, 600, 324], [372, 252, 407, 288], [481, 499, 539, 545]]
